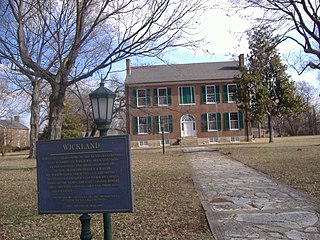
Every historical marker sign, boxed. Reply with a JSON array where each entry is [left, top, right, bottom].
[[36, 135, 133, 214]]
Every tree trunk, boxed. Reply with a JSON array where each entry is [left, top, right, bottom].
[[313, 106, 317, 135], [48, 83, 67, 140], [267, 112, 273, 143], [28, 79, 42, 158], [258, 122, 262, 138]]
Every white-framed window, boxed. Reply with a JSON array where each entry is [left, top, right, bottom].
[[231, 136, 240, 142], [137, 89, 147, 107], [159, 139, 170, 146], [202, 113, 221, 132], [227, 84, 237, 102], [208, 137, 218, 144], [158, 115, 170, 133], [229, 112, 240, 130], [158, 88, 168, 105], [207, 113, 218, 131], [206, 85, 216, 103], [224, 112, 243, 131], [139, 141, 149, 147], [138, 116, 149, 134], [179, 86, 195, 105], [202, 85, 220, 104]]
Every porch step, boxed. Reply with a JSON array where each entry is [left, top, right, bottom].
[[180, 137, 198, 146]]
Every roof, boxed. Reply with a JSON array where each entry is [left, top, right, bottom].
[[0, 119, 29, 130], [125, 61, 241, 85]]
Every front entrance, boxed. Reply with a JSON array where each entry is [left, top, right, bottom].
[[181, 114, 196, 137]]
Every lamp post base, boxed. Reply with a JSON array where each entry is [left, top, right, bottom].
[[79, 213, 92, 240]]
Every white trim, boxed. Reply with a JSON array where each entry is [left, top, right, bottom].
[[159, 139, 170, 146], [178, 86, 195, 105], [207, 112, 218, 131], [227, 84, 237, 103], [139, 141, 149, 147], [208, 137, 218, 144], [157, 87, 169, 106], [205, 85, 216, 104], [137, 89, 147, 107], [231, 136, 240, 142]]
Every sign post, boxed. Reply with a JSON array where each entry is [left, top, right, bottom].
[[36, 135, 133, 239]]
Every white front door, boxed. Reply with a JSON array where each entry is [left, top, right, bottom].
[[181, 115, 196, 137]]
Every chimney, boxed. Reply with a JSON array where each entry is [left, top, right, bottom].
[[239, 54, 244, 69], [126, 59, 131, 76], [14, 116, 20, 123]]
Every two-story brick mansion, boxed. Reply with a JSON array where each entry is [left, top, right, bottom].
[[125, 55, 251, 147]]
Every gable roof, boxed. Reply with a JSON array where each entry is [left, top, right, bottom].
[[125, 61, 241, 85], [0, 119, 29, 130]]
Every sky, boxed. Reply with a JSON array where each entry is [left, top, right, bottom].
[[123, 1, 319, 88], [5, 2, 320, 126]]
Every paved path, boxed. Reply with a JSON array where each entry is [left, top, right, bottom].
[[184, 147, 320, 240]]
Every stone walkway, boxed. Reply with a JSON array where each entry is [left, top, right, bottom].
[[184, 147, 320, 240]]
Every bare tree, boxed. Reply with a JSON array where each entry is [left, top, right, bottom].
[[0, 62, 48, 158], [0, 66, 29, 118], [229, 0, 320, 73], [0, 0, 205, 140]]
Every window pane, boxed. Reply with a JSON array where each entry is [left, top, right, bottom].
[[179, 86, 195, 104], [159, 115, 169, 132], [137, 89, 146, 106], [158, 88, 168, 105], [138, 117, 148, 133], [230, 112, 239, 129], [206, 86, 215, 103], [208, 113, 217, 131], [228, 85, 237, 102]]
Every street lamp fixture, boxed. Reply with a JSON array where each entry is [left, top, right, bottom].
[[79, 80, 116, 240], [89, 81, 116, 131]]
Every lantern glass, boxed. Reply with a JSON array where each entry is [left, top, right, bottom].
[[99, 97, 107, 120], [91, 98, 99, 121], [89, 81, 116, 130], [107, 96, 114, 121]]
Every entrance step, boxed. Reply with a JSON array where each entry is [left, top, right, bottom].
[[180, 137, 198, 146]]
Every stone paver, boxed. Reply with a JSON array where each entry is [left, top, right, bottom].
[[184, 147, 320, 240]]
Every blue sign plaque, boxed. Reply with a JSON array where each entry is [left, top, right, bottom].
[[36, 135, 133, 214]]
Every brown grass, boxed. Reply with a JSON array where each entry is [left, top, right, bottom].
[[214, 135, 320, 199], [0, 148, 212, 240]]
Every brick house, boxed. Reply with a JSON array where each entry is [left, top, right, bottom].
[[0, 116, 29, 149], [125, 55, 251, 147]]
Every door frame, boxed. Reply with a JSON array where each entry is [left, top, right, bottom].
[[180, 114, 196, 137]]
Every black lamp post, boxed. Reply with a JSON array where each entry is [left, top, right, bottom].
[[89, 81, 116, 134], [84, 80, 116, 240], [161, 122, 165, 154]]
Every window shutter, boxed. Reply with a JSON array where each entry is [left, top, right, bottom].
[[224, 112, 230, 131], [217, 112, 221, 131], [147, 116, 152, 134], [236, 84, 241, 102], [132, 89, 137, 107], [239, 111, 244, 129], [133, 117, 138, 134], [146, 88, 151, 105], [167, 88, 172, 105], [185, 87, 191, 103], [153, 88, 158, 106], [201, 86, 206, 104], [154, 116, 159, 133], [178, 87, 182, 104], [201, 113, 208, 132], [223, 85, 228, 103], [168, 115, 173, 133], [215, 85, 220, 103]]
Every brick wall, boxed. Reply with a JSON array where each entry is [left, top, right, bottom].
[[126, 81, 251, 147]]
